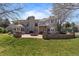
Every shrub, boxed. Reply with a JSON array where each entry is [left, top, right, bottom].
[[13, 32, 22, 38], [0, 27, 4, 33], [0, 27, 8, 33], [43, 33, 75, 39], [3, 29, 8, 33]]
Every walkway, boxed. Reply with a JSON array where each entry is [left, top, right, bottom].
[[22, 34, 43, 39]]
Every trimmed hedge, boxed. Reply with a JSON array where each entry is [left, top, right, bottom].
[[43, 33, 75, 40]]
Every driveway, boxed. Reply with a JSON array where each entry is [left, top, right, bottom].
[[22, 34, 43, 39]]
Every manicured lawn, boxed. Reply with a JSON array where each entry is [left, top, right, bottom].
[[0, 34, 79, 56]]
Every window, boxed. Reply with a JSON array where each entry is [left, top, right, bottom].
[[51, 20, 53, 23], [27, 23, 29, 26], [21, 28, 24, 31], [35, 23, 38, 26]]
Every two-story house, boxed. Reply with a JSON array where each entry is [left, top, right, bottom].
[[7, 16, 56, 34]]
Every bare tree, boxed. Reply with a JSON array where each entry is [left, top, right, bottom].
[[0, 3, 23, 20], [51, 3, 79, 33]]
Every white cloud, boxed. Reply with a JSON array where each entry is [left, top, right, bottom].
[[21, 9, 52, 19]]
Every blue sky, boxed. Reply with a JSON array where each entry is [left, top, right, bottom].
[[11, 3, 79, 23], [69, 9, 79, 23], [20, 3, 53, 19]]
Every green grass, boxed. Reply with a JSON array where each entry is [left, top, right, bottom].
[[0, 34, 79, 56]]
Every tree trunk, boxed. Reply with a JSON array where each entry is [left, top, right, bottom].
[[56, 23, 62, 33]]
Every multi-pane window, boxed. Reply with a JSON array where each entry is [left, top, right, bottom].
[[21, 28, 24, 31]]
